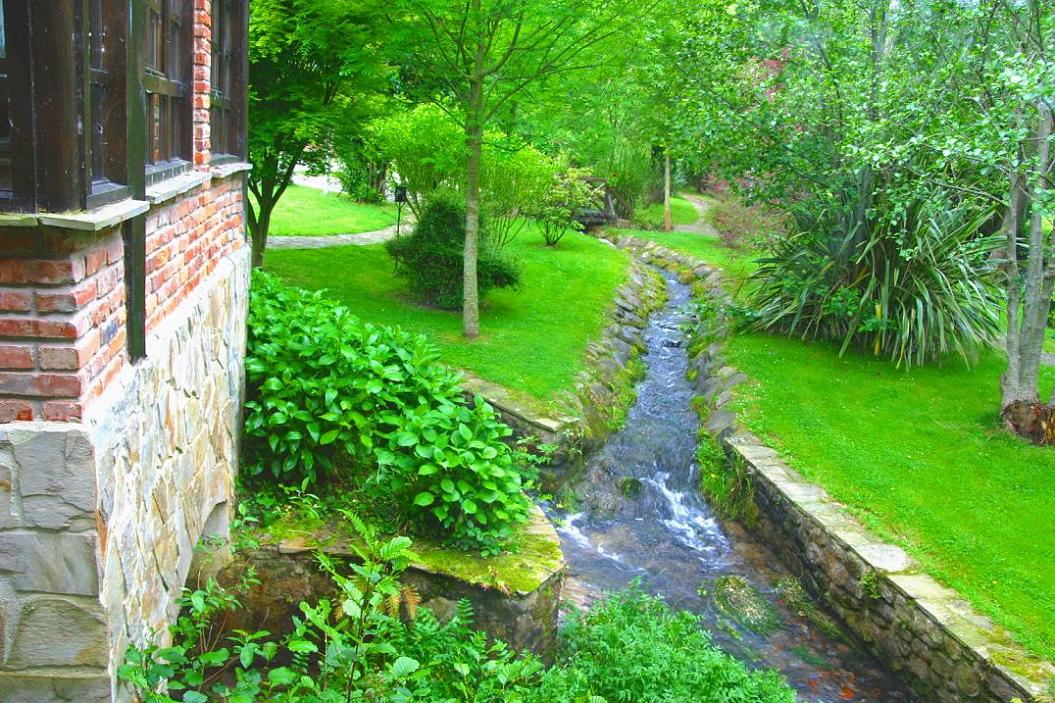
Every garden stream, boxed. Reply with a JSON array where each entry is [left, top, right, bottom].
[[549, 268, 914, 703]]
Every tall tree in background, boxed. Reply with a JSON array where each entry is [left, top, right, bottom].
[[393, 0, 653, 338], [247, 0, 388, 267]]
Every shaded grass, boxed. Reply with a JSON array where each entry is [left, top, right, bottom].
[[264, 226, 629, 412], [633, 196, 699, 230], [257, 184, 398, 237], [726, 333, 1055, 661]]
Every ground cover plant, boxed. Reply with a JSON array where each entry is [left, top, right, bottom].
[[252, 184, 397, 237], [265, 228, 629, 412], [244, 271, 536, 553], [632, 195, 698, 230], [725, 333, 1055, 660], [120, 526, 798, 703]]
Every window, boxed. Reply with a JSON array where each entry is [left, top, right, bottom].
[[211, 0, 246, 159], [86, 0, 129, 206], [0, 2, 10, 197], [144, 0, 191, 182]]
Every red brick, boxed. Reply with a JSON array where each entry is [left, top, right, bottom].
[[42, 400, 83, 422], [39, 330, 100, 371], [105, 237, 124, 265], [35, 279, 99, 313], [0, 345, 34, 370], [0, 315, 86, 340], [0, 399, 35, 422], [83, 246, 108, 277], [0, 258, 84, 285], [0, 371, 82, 397], [0, 290, 32, 313]]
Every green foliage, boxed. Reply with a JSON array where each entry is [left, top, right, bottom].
[[264, 229, 630, 410], [696, 434, 759, 527], [481, 144, 559, 250], [746, 196, 1003, 366], [632, 196, 698, 231], [250, 184, 396, 237], [529, 168, 602, 247], [385, 190, 521, 310], [371, 105, 466, 217], [531, 588, 797, 703], [244, 271, 534, 552], [706, 197, 784, 250]]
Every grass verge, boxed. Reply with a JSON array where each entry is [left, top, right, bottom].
[[256, 184, 398, 236], [620, 228, 760, 287], [633, 196, 699, 230], [264, 226, 629, 412]]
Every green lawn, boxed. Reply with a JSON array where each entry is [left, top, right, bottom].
[[633, 196, 699, 230], [726, 334, 1055, 660], [1046, 326, 1055, 354], [621, 228, 760, 287], [264, 226, 629, 411], [257, 184, 398, 237]]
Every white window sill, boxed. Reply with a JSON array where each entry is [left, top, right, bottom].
[[146, 170, 212, 205], [7, 199, 151, 232], [211, 161, 253, 181]]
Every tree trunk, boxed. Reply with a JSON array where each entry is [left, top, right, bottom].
[[1001, 103, 1055, 445], [247, 195, 272, 269], [462, 74, 484, 339], [663, 151, 673, 232]]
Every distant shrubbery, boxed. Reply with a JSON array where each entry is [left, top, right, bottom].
[[706, 197, 784, 249], [244, 271, 533, 552], [121, 528, 797, 703], [386, 190, 520, 309]]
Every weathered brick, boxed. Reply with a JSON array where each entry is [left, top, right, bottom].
[[35, 279, 98, 313], [0, 259, 85, 285], [0, 372, 82, 398], [0, 400, 35, 422], [0, 290, 32, 313], [0, 345, 34, 370], [0, 316, 84, 340], [39, 331, 100, 371], [41, 400, 83, 422]]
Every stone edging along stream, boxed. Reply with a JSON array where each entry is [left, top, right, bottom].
[[608, 232, 1055, 703]]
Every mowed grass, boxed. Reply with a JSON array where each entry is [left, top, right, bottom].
[[257, 184, 398, 237], [727, 334, 1055, 661], [264, 226, 629, 411], [633, 196, 699, 230]]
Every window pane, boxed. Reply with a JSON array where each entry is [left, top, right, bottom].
[[0, 1, 12, 193]]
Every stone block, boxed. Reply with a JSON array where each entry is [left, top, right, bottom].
[[0, 426, 97, 531], [4, 595, 108, 669], [0, 671, 111, 703], [0, 531, 99, 595]]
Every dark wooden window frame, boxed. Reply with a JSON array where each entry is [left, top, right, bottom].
[[85, 0, 131, 209], [144, 0, 193, 186], [210, 0, 248, 163]]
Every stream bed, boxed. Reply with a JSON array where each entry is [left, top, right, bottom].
[[549, 268, 915, 703]]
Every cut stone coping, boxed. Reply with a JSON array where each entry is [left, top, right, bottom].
[[146, 170, 212, 205], [210, 161, 253, 180], [459, 371, 575, 438], [258, 503, 564, 597], [14, 198, 151, 231]]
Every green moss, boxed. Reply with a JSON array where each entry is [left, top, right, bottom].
[[774, 577, 845, 642], [697, 432, 759, 527], [250, 506, 564, 595], [707, 575, 780, 635]]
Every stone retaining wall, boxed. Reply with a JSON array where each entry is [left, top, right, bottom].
[[617, 233, 1055, 703]]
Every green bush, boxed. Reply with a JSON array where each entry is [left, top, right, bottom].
[[244, 271, 533, 552], [121, 528, 796, 703], [532, 588, 797, 703], [745, 195, 1003, 366], [385, 190, 520, 310], [706, 197, 785, 249]]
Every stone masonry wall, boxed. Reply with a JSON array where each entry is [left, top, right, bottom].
[[620, 234, 1055, 702]]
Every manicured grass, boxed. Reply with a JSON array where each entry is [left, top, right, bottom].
[[263, 226, 629, 411], [620, 228, 760, 287], [633, 196, 699, 230], [257, 184, 398, 237], [1046, 327, 1055, 354], [726, 334, 1055, 661]]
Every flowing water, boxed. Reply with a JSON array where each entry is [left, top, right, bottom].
[[550, 268, 915, 703]]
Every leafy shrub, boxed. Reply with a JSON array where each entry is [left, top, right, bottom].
[[121, 529, 795, 703], [745, 196, 1003, 366], [707, 197, 785, 249], [481, 143, 559, 250], [244, 271, 533, 552], [532, 587, 797, 703], [385, 189, 520, 310], [528, 168, 602, 247]]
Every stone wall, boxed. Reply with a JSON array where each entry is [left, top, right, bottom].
[[0, 247, 249, 702], [620, 234, 1055, 703]]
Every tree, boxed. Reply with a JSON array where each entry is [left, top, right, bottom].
[[246, 0, 389, 267], [392, 0, 653, 338]]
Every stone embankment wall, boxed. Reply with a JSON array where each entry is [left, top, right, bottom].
[[207, 505, 566, 660], [616, 234, 1055, 703]]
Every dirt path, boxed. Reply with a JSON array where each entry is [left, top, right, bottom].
[[675, 193, 719, 236]]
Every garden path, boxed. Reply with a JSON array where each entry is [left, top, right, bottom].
[[1043, 353, 1055, 367], [675, 193, 719, 236], [266, 220, 413, 250]]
